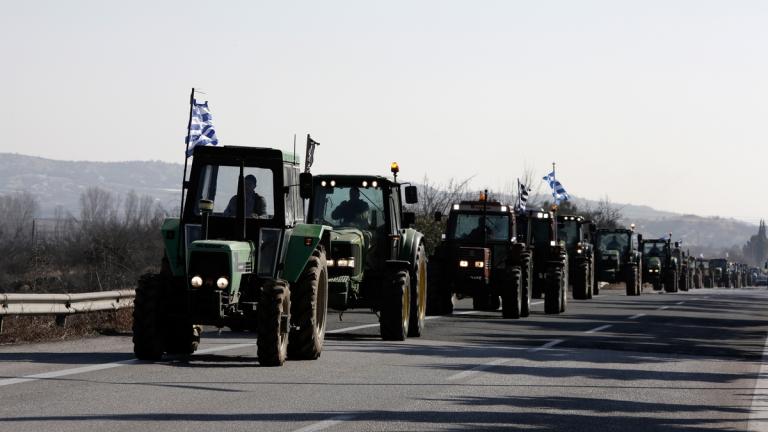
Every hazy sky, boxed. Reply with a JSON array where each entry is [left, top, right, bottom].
[[2, 1, 767, 222]]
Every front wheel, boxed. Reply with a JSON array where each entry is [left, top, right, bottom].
[[380, 270, 411, 341], [256, 280, 290, 367], [288, 248, 329, 360]]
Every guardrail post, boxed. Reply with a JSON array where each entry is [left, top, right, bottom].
[[55, 315, 67, 327], [0, 316, 4, 335]]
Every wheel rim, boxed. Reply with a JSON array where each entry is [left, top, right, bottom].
[[316, 264, 328, 337], [418, 252, 427, 322], [402, 278, 411, 333]]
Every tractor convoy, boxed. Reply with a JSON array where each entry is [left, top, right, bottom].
[[132, 142, 762, 365]]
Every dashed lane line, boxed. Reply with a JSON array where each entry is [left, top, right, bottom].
[[585, 324, 613, 334], [0, 343, 254, 388], [627, 313, 646, 320], [659, 305, 670, 310], [292, 415, 356, 432]]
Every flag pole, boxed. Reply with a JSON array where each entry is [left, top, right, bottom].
[[175, 88, 195, 265], [179, 88, 195, 221]]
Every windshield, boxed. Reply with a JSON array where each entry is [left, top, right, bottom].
[[312, 185, 385, 230], [448, 213, 510, 241], [558, 221, 580, 248], [530, 219, 551, 247], [194, 164, 275, 219], [643, 242, 667, 257], [598, 233, 629, 256]]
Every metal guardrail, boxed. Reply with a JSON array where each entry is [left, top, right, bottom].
[[0, 290, 135, 317]]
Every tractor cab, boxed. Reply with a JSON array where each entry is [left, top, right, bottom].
[[305, 167, 427, 342], [557, 215, 596, 299]]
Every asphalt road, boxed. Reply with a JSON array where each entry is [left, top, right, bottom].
[[2, 286, 768, 431]]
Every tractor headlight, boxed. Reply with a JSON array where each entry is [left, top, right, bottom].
[[550, 240, 556, 246], [474, 261, 484, 268], [459, 260, 469, 268], [576, 248, 583, 254], [216, 277, 229, 289], [336, 258, 355, 268], [190, 276, 203, 288], [327, 259, 335, 267]]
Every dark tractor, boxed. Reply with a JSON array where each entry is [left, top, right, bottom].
[[594, 228, 642, 296], [672, 244, 690, 292], [517, 208, 568, 314], [697, 258, 714, 288], [709, 258, 731, 288], [305, 164, 427, 341], [641, 237, 678, 292], [557, 215, 596, 300], [133, 145, 331, 366], [427, 196, 530, 319]]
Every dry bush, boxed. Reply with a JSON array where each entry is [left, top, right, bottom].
[[0, 308, 133, 345]]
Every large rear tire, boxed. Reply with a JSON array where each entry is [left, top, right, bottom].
[[520, 253, 532, 317], [408, 244, 427, 337], [133, 273, 165, 361], [573, 261, 589, 300], [257, 280, 290, 367], [625, 265, 639, 296], [502, 268, 522, 319], [288, 249, 328, 360], [426, 258, 454, 316], [380, 270, 410, 341], [544, 269, 564, 314]]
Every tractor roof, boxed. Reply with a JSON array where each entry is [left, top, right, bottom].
[[451, 200, 510, 213], [192, 145, 300, 164], [313, 174, 394, 187]]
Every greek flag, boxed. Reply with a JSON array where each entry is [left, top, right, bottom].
[[517, 182, 530, 211], [186, 101, 219, 157], [543, 171, 570, 204]]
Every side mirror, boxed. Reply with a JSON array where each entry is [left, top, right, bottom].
[[433, 211, 442, 222], [402, 211, 416, 228], [299, 172, 313, 199], [637, 234, 643, 245], [404, 185, 418, 204]]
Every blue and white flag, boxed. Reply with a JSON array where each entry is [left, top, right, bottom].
[[517, 181, 530, 212], [543, 171, 570, 205], [186, 101, 219, 157]]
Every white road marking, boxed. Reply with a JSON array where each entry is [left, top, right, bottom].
[[585, 324, 612, 334], [292, 415, 355, 432], [447, 358, 509, 381], [0, 343, 254, 388], [531, 339, 564, 352], [748, 333, 768, 431], [676, 301, 685, 305], [659, 305, 670, 310], [448, 339, 564, 381], [627, 313, 646, 320]]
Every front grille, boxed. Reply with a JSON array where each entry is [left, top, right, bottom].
[[189, 251, 230, 288]]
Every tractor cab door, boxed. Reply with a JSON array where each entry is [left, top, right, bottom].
[[387, 186, 402, 259]]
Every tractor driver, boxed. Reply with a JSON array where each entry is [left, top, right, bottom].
[[467, 217, 489, 241], [331, 187, 370, 227], [223, 174, 267, 218]]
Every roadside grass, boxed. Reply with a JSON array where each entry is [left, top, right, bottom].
[[0, 308, 133, 345]]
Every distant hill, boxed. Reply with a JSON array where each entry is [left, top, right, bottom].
[[0, 152, 759, 252], [0, 153, 183, 216]]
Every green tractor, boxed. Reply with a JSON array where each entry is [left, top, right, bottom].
[[133, 144, 331, 366], [640, 237, 678, 292], [427, 196, 531, 318], [557, 215, 596, 300], [697, 258, 713, 288], [672, 243, 690, 292], [517, 208, 568, 314], [709, 258, 731, 288], [305, 164, 427, 341], [594, 228, 642, 296]]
